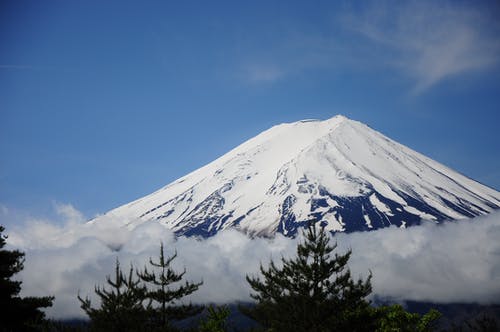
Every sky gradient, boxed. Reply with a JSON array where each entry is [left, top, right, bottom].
[[1, 0, 500, 224]]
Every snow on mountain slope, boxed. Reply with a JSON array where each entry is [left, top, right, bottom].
[[91, 115, 500, 237]]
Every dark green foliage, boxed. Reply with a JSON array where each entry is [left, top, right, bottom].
[[446, 313, 499, 332], [0, 225, 54, 332], [137, 242, 203, 331], [77, 260, 149, 332], [198, 305, 230, 332], [36, 319, 89, 332], [465, 314, 499, 332], [242, 223, 375, 332], [374, 304, 441, 332]]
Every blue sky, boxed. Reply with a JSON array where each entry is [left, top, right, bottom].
[[1, 0, 499, 224]]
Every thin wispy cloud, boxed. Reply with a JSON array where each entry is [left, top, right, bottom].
[[341, 1, 500, 94], [235, 25, 344, 85], [243, 64, 285, 83], [0, 65, 34, 70], [2, 203, 499, 318], [0, 64, 61, 72], [238, 2, 500, 94], [0, 204, 8, 215]]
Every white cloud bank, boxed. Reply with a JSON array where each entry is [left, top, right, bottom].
[[2, 203, 500, 319]]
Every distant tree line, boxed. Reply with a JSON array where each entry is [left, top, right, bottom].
[[1, 223, 497, 331]]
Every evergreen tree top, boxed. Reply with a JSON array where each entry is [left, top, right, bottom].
[[243, 222, 373, 332], [1, 224, 54, 332]]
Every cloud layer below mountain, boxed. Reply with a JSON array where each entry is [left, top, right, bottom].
[[4, 204, 500, 319]]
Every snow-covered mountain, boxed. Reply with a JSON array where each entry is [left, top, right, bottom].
[[92, 115, 500, 237]]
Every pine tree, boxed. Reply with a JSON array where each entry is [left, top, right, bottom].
[[374, 304, 441, 332], [78, 259, 149, 332], [198, 305, 230, 332], [242, 223, 375, 332], [137, 242, 203, 331], [0, 225, 54, 332]]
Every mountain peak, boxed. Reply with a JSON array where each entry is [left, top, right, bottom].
[[93, 116, 500, 237], [329, 114, 349, 121], [295, 114, 348, 123], [287, 114, 349, 125]]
